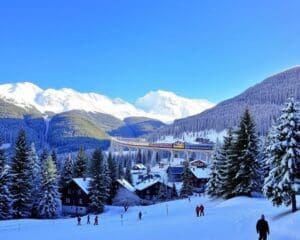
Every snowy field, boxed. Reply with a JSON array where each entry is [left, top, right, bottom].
[[0, 196, 299, 240]]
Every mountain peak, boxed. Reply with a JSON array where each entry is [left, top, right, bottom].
[[0, 82, 214, 123]]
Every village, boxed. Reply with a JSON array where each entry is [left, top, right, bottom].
[[61, 155, 210, 216]]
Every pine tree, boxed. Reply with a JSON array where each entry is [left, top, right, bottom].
[[10, 129, 33, 218], [51, 150, 58, 168], [125, 158, 133, 184], [0, 140, 12, 219], [74, 146, 88, 178], [136, 149, 142, 164], [38, 156, 61, 218], [107, 153, 117, 199], [234, 109, 260, 196], [206, 141, 222, 197], [263, 98, 300, 212], [29, 143, 42, 217], [40, 149, 49, 166], [180, 161, 194, 197], [60, 154, 73, 188], [171, 183, 178, 199], [157, 182, 168, 201], [89, 149, 107, 214], [117, 159, 124, 179], [219, 129, 236, 199], [103, 159, 112, 201]]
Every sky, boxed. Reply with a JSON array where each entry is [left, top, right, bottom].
[[1, 0, 300, 104]]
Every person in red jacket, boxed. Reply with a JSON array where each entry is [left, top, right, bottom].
[[199, 204, 204, 216], [196, 205, 200, 217]]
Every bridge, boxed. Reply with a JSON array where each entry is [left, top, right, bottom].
[[110, 137, 214, 163]]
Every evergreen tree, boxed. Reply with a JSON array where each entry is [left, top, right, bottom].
[[263, 98, 300, 212], [233, 109, 260, 196], [38, 156, 61, 218], [74, 146, 88, 178], [136, 149, 142, 164], [180, 161, 194, 197], [10, 129, 33, 218], [117, 159, 124, 179], [206, 141, 222, 197], [125, 158, 133, 184], [51, 150, 58, 168], [107, 153, 117, 199], [40, 149, 49, 166], [0, 140, 12, 219], [171, 183, 178, 199], [218, 129, 236, 199], [60, 154, 73, 188], [29, 143, 42, 217], [157, 182, 169, 201], [89, 149, 107, 214], [103, 159, 112, 201]]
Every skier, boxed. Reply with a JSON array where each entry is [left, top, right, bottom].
[[94, 215, 99, 225], [256, 215, 270, 240], [195, 205, 200, 217], [77, 215, 81, 225], [138, 211, 142, 221], [87, 214, 90, 224], [199, 204, 204, 216]]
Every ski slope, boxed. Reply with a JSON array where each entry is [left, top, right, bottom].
[[0, 196, 299, 240]]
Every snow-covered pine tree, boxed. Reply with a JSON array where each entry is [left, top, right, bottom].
[[29, 143, 42, 217], [233, 109, 260, 197], [263, 98, 300, 212], [125, 158, 133, 184], [38, 156, 61, 218], [107, 153, 117, 199], [117, 159, 124, 179], [171, 183, 178, 199], [206, 141, 222, 197], [0, 139, 12, 219], [60, 154, 73, 188], [180, 161, 194, 197], [10, 129, 33, 218], [103, 159, 112, 202], [74, 146, 88, 178], [89, 149, 106, 214], [51, 150, 58, 168], [136, 149, 142, 164], [40, 149, 49, 166], [217, 129, 237, 199]]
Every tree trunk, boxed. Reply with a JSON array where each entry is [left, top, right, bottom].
[[291, 193, 297, 212]]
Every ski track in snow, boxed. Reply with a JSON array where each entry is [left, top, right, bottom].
[[0, 196, 299, 240]]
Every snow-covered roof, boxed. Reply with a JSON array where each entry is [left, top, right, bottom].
[[117, 179, 136, 192], [72, 178, 92, 194], [133, 164, 146, 170], [135, 179, 172, 191], [190, 168, 210, 179]]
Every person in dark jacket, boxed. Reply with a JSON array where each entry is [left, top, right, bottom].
[[256, 215, 270, 240], [199, 204, 204, 216], [94, 215, 99, 225], [138, 211, 142, 220], [196, 205, 200, 217], [77, 216, 81, 225], [87, 214, 90, 224]]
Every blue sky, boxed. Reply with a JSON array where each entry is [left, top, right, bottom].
[[1, 0, 300, 103]]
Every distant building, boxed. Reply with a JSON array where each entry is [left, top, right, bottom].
[[61, 178, 91, 215], [167, 166, 184, 182], [190, 167, 210, 193], [190, 160, 207, 168], [112, 179, 140, 206], [135, 179, 173, 201]]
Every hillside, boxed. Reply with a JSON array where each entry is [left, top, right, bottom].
[[154, 66, 300, 139], [0, 196, 299, 240]]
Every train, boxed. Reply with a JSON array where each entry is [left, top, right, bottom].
[[114, 138, 214, 150]]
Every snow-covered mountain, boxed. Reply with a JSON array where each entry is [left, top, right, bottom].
[[0, 82, 214, 123]]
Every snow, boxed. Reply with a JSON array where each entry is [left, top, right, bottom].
[[1, 196, 299, 240], [72, 178, 92, 194], [0, 82, 214, 123], [190, 167, 210, 179], [116, 179, 136, 192], [135, 179, 161, 191], [135, 90, 215, 123], [158, 129, 227, 143]]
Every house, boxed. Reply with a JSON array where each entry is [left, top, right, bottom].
[[190, 160, 207, 168], [135, 179, 173, 201], [112, 179, 140, 206], [61, 178, 91, 215], [167, 166, 184, 182], [190, 167, 210, 193], [132, 163, 147, 171]]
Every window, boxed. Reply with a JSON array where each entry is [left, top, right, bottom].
[[79, 198, 83, 205], [66, 198, 70, 204]]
